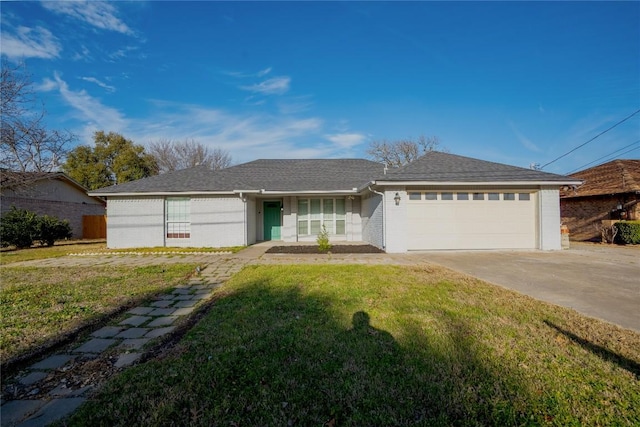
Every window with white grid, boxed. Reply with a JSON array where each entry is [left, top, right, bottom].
[[297, 198, 346, 235], [166, 198, 191, 239]]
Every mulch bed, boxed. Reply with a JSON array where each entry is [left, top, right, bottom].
[[266, 245, 385, 254]]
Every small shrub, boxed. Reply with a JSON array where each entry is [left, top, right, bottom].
[[0, 207, 39, 248], [316, 225, 332, 253], [0, 207, 72, 248], [614, 221, 640, 245], [37, 215, 72, 246]]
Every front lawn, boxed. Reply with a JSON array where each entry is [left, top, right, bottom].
[[0, 264, 195, 363], [0, 242, 243, 265], [68, 265, 639, 426]]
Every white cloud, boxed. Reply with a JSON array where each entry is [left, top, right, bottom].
[[241, 77, 291, 95], [257, 67, 272, 77], [509, 121, 540, 152], [50, 73, 128, 140], [325, 133, 366, 149], [80, 77, 115, 92], [41, 1, 133, 35], [127, 102, 329, 161], [0, 26, 62, 60]]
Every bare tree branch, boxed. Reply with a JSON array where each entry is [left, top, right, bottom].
[[148, 138, 232, 173], [1, 60, 75, 172], [366, 135, 444, 168]]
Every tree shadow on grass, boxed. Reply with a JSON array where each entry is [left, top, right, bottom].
[[544, 320, 640, 379], [69, 278, 534, 426]]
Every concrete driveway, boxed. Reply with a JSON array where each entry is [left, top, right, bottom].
[[411, 243, 640, 332]]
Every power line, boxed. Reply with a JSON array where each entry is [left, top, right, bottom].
[[565, 139, 640, 174], [540, 108, 640, 170]]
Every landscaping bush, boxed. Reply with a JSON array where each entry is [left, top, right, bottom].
[[0, 207, 39, 248], [615, 220, 640, 245], [0, 207, 72, 248], [37, 215, 72, 246], [316, 225, 332, 253]]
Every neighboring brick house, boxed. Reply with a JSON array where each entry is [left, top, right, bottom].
[[0, 170, 106, 239], [560, 159, 640, 241]]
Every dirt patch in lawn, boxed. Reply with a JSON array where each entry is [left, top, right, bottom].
[[266, 244, 384, 254]]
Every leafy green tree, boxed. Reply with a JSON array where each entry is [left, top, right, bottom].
[[63, 131, 158, 190]]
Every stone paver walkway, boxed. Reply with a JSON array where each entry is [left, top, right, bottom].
[[1, 243, 424, 426], [1, 250, 260, 427]]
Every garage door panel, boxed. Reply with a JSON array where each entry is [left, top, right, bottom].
[[407, 192, 537, 250]]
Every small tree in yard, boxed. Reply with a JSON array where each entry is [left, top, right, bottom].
[[37, 215, 72, 246], [0, 207, 39, 248], [317, 225, 332, 253], [0, 207, 72, 248]]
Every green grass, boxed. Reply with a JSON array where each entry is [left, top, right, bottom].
[[0, 242, 107, 265], [0, 242, 244, 265], [67, 265, 639, 426], [0, 264, 194, 362]]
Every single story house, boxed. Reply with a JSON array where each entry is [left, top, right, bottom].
[[89, 152, 580, 253], [1, 170, 106, 238], [561, 159, 640, 241]]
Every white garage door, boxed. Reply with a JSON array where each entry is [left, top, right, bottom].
[[407, 191, 538, 250]]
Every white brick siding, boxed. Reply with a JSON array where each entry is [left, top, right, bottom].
[[189, 197, 246, 247], [539, 187, 561, 250], [384, 188, 408, 253], [361, 193, 383, 249], [107, 197, 165, 248]]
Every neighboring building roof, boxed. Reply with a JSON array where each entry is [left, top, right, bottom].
[[1, 170, 64, 189], [89, 159, 385, 195], [1, 169, 105, 204], [376, 151, 579, 184], [561, 159, 640, 198], [89, 153, 580, 197]]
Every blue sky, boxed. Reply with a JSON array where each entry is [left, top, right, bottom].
[[1, 1, 638, 174]]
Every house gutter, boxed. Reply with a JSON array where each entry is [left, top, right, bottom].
[[368, 185, 386, 250], [372, 180, 584, 187], [237, 192, 247, 246]]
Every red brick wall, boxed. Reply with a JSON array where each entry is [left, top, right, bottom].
[[561, 193, 639, 241]]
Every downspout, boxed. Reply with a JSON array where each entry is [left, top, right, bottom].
[[368, 186, 386, 250], [238, 192, 247, 246]]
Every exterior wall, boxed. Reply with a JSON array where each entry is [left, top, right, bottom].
[[282, 196, 296, 242], [384, 188, 408, 253], [246, 197, 257, 245], [539, 187, 561, 250], [106, 197, 165, 248], [561, 193, 639, 241], [1, 179, 105, 239], [361, 192, 384, 249], [189, 196, 246, 248], [346, 197, 363, 241]]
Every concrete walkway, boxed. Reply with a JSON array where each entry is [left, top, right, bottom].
[[1, 250, 258, 427]]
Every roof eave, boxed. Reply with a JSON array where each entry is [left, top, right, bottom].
[[88, 190, 236, 197], [371, 179, 584, 187]]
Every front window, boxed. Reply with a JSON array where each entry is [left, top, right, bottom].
[[166, 198, 190, 238], [298, 198, 346, 235]]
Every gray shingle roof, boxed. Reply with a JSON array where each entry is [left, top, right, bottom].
[[90, 153, 578, 196], [90, 159, 385, 194], [380, 151, 577, 183]]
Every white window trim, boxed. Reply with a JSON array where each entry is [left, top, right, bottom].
[[297, 198, 346, 235], [166, 197, 191, 239]]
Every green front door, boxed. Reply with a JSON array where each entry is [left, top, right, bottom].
[[263, 201, 281, 240]]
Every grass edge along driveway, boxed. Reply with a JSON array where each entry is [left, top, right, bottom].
[[67, 264, 639, 426]]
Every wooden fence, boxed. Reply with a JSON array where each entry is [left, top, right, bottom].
[[82, 215, 106, 239]]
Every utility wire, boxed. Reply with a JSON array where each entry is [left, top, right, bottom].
[[540, 108, 640, 170], [565, 139, 640, 174]]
